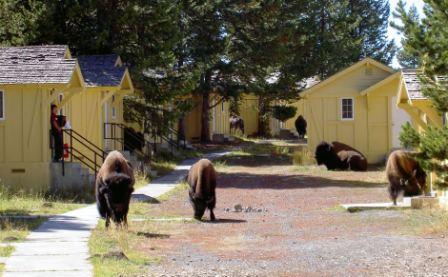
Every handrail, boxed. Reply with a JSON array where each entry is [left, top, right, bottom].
[[62, 129, 105, 177], [68, 128, 106, 155]]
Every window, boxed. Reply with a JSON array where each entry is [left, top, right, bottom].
[[0, 91, 4, 120], [341, 98, 354, 120], [112, 106, 117, 119], [58, 93, 64, 115], [221, 101, 225, 112]]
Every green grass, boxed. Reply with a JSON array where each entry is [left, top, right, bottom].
[[0, 189, 86, 216], [89, 224, 161, 277], [0, 246, 14, 257], [157, 182, 189, 202]]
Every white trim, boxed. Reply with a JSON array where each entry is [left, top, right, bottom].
[[0, 90, 4, 120], [340, 97, 355, 121]]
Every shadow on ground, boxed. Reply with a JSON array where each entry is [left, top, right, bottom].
[[136, 232, 171, 239], [218, 172, 385, 190]]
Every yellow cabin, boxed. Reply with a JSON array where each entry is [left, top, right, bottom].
[[0, 45, 133, 192], [184, 93, 259, 141], [396, 69, 445, 198], [285, 58, 411, 164]]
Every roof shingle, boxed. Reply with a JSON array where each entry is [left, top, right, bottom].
[[0, 45, 76, 84], [402, 69, 426, 100], [77, 55, 125, 87]]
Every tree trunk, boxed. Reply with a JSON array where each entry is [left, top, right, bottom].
[[200, 89, 211, 143], [257, 97, 271, 138]]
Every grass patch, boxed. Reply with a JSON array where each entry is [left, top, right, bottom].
[[157, 182, 189, 202], [89, 224, 161, 277], [0, 187, 86, 216], [150, 149, 202, 178], [0, 245, 14, 257], [404, 209, 448, 236], [0, 217, 46, 243], [134, 174, 150, 190]]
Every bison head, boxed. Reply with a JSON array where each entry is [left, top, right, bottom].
[[102, 172, 134, 224], [400, 168, 427, 196], [315, 141, 340, 170], [189, 191, 214, 221]]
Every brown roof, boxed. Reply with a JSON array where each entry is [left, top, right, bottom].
[[0, 45, 76, 84], [402, 69, 426, 100]]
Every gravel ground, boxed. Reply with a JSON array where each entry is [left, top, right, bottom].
[[139, 154, 448, 277]]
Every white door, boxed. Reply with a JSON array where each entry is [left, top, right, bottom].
[[391, 96, 411, 148]]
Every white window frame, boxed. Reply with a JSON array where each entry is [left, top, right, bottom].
[[0, 90, 4, 120], [340, 97, 355, 121]]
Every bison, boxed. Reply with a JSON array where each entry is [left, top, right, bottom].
[[315, 141, 368, 171], [230, 115, 244, 135], [186, 159, 217, 221], [96, 151, 135, 228], [295, 115, 307, 139], [386, 150, 427, 205]]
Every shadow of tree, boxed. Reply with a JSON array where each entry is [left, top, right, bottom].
[[217, 172, 385, 190], [136, 231, 170, 239]]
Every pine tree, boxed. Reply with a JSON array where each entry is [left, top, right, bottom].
[[0, 0, 44, 46], [396, 0, 448, 188]]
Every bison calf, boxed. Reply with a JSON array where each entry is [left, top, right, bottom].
[[96, 151, 135, 228], [315, 141, 368, 171], [386, 150, 426, 205], [186, 159, 217, 221]]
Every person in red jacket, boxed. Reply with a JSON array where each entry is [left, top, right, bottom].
[[51, 104, 63, 162]]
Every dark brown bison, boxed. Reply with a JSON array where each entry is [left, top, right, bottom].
[[386, 150, 427, 205], [186, 159, 217, 221], [96, 151, 135, 228], [315, 141, 368, 171], [230, 115, 244, 135], [295, 115, 307, 139]]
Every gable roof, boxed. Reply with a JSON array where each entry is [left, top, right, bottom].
[[402, 69, 426, 100], [301, 58, 396, 97], [77, 55, 126, 87], [0, 45, 77, 84]]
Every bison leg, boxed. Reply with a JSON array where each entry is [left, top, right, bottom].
[[209, 209, 216, 222], [388, 185, 400, 206], [105, 215, 111, 229]]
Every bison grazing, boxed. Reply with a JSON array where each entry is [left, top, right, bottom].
[[315, 141, 368, 171], [295, 115, 307, 139], [386, 150, 427, 205], [186, 159, 217, 221], [96, 151, 135, 228], [230, 115, 244, 135]]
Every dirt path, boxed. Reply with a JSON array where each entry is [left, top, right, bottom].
[[140, 154, 448, 277]]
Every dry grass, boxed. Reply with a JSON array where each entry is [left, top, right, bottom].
[[0, 187, 86, 216], [404, 209, 448, 236]]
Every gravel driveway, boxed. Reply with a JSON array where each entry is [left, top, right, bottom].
[[139, 154, 448, 277]]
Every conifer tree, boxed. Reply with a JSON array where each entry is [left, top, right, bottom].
[[396, 0, 448, 188]]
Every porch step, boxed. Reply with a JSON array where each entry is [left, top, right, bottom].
[[50, 162, 93, 194]]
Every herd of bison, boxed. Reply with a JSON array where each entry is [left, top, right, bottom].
[[95, 141, 426, 228]]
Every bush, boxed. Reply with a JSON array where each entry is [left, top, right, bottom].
[[272, 105, 297, 122]]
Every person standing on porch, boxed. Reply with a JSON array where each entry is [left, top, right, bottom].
[[51, 104, 63, 162]]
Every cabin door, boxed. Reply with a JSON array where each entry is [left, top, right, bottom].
[[391, 96, 411, 148]]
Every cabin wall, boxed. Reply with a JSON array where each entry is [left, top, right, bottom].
[[238, 94, 259, 136], [284, 63, 398, 164], [0, 85, 52, 191]]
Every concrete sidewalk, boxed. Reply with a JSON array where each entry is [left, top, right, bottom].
[[2, 151, 228, 277]]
